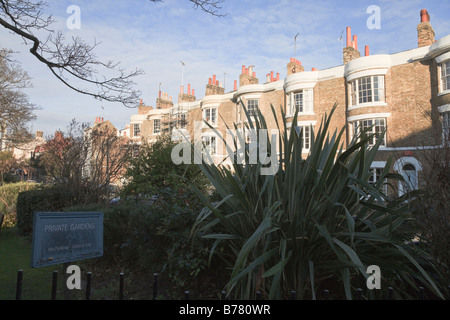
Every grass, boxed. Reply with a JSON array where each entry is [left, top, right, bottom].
[[0, 227, 60, 300], [0, 226, 132, 300]]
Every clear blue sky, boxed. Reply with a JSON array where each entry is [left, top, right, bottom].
[[1, 0, 450, 136]]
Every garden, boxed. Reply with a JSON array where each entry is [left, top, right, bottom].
[[0, 105, 449, 300]]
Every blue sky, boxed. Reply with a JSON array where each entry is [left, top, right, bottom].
[[1, 0, 450, 136]]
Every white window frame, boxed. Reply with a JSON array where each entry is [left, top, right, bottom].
[[153, 119, 161, 134], [287, 88, 314, 116], [350, 118, 387, 147], [132, 123, 141, 137], [202, 134, 217, 156], [350, 75, 385, 106], [203, 107, 217, 126], [440, 60, 450, 93], [300, 125, 312, 151], [368, 166, 388, 196], [247, 99, 259, 118], [393, 157, 422, 196]]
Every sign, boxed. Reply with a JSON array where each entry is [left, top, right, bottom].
[[31, 212, 103, 268]]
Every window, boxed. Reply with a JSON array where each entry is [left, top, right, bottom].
[[351, 118, 386, 146], [203, 108, 217, 126], [247, 99, 259, 117], [202, 135, 217, 156], [133, 124, 140, 137], [153, 119, 161, 134], [286, 125, 314, 152], [289, 89, 314, 115], [368, 167, 388, 195], [441, 60, 450, 92], [350, 76, 385, 106], [400, 163, 418, 193], [180, 114, 187, 129], [300, 126, 312, 150]]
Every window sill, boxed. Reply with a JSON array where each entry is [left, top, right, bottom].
[[438, 89, 450, 97], [202, 122, 218, 129], [285, 112, 315, 118], [348, 102, 387, 111]]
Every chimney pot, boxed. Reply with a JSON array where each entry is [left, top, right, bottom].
[[420, 9, 430, 22], [276, 73, 280, 81], [242, 65, 246, 74], [346, 27, 352, 47], [234, 80, 237, 91], [353, 35, 358, 50], [192, 89, 195, 96], [188, 83, 191, 95], [365, 45, 369, 56], [180, 85, 184, 94], [212, 74, 216, 84]]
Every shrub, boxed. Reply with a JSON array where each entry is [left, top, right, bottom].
[[191, 103, 446, 300], [0, 182, 41, 229], [16, 185, 75, 237]]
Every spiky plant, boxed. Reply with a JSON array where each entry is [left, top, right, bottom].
[[190, 102, 444, 300]]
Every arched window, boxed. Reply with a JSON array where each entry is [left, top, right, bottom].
[[393, 157, 422, 196], [401, 163, 418, 193]]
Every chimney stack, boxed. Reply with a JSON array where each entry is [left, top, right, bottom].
[[343, 26, 361, 64], [287, 58, 304, 75], [179, 83, 196, 102], [156, 90, 174, 109], [417, 9, 435, 47], [205, 74, 225, 96], [239, 65, 258, 87]]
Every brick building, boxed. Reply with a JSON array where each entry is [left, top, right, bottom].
[[127, 9, 450, 197]]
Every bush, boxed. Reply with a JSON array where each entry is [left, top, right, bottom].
[[65, 192, 226, 298], [0, 182, 41, 229], [192, 103, 446, 300], [16, 185, 76, 238]]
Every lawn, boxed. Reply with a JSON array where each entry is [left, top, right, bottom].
[[0, 227, 65, 300]]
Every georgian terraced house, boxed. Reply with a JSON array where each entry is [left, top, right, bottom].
[[124, 9, 450, 197]]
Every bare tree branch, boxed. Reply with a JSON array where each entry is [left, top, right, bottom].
[[0, 0, 144, 108], [0, 0, 226, 109]]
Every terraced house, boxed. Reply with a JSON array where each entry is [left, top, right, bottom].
[[125, 9, 450, 197]]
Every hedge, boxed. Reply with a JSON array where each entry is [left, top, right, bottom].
[[0, 182, 41, 229], [16, 185, 75, 238]]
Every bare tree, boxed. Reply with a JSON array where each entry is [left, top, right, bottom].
[[38, 119, 131, 204], [0, 0, 226, 108], [0, 48, 39, 150]]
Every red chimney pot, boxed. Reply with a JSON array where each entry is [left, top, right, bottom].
[[346, 27, 352, 47], [420, 9, 430, 23]]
